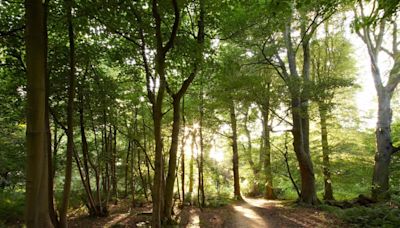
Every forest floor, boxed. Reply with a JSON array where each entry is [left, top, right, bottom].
[[69, 198, 349, 227]]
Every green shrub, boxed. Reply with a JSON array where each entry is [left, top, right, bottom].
[[321, 203, 400, 228]]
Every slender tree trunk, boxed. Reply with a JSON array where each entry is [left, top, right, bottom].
[[112, 126, 118, 204], [137, 144, 148, 201], [59, 0, 76, 225], [164, 99, 181, 221], [372, 91, 393, 199], [284, 133, 301, 198], [125, 141, 130, 198], [151, 91, 165, 227], [319, 105, 333, 200], [229, 101, 242, 201], [131, 140, 136, 207], [261, 101, 275, 199], [189, 130, 195, 204], [243, 109, 259, 195], [199, 90, 205, 207], [180, 98, 186, 205], [78, 84, 98, 215], [25, 0, 52, 226], [43, 0, 58, 224]]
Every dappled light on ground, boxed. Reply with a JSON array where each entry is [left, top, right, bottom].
[[233, 204, 269, 227], [187, 208, 201, 227], [104, 212, 130, 227]]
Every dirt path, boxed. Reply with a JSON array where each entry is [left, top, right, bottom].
[[69, 198, 347, 227], [179, 198, 347, 228]]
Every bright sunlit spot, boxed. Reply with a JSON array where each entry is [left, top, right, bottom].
[[209, 145, 224, 162]]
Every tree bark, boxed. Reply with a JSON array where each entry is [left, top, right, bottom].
[[243, 108, 259, 195], [189, 129, 195, 205], [180, 98, 186, 205], [163, 99, 181, 220], [284, 17, 318, 205], [229, 101, 242, 201], [261, 100, 275, 199], [199, 88, 205, 207], [112, 126, 118, 204], [78, 82, 98, 215], [25, 0, 53, 226], [125, 141, 130, 198], [43, 0, 58, 225], [372, 91, 393, 199], [291, 97, 318, 204], [59, 0, 76, 225], [319, 105, 334, 200]]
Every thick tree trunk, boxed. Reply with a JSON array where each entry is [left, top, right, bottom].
[[291, 97, 318, 204], [229, 102, 242, 201], [25, 0, 53, 226], [372, 91, 393, 200], [59, 0, 76, 225], [284, 17, 318, 205], [319, 105, 334, 200]]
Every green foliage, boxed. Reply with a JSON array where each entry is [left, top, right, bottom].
[[323, 203, 400, 227], [0, 190, 24, 225], [0, 123, 25, 189]]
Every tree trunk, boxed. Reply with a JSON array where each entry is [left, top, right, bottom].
[[261, 103, 275, 199], [180, 99, 186, 204], [243, 108, 259, 195], [112, 126, 118, 204], [319, 105, 333, 200], [78, 83, 98, 215], [291, 97, 318, 204], [131, 140, 136, 207], [151, 86, 165, 227], [164, 99, 181, 221], [189, 129, 195, 205], [59, 0, 76, 225], [44, 0, 58, 223], [125, 141, 131, 198], [229, 101, 242, 201], [372, 91, 393, 200], [199, 90, 205, 207], [137, 143, 148, 201], [284, 17, 318, 205], [25, 0, 53, 226]]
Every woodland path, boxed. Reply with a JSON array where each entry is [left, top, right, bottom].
[[69, 198, 347, 227], [180, 198, 347, 228]]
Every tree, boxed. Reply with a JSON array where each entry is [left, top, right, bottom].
[[310, 27, 356, 200], [259, 0, 349, 204], [24, 0, 53, 226], [58, 0, 76, 225], [354, 0, 400, 200]]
